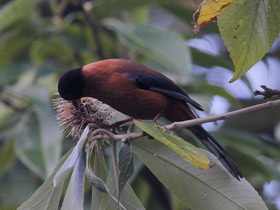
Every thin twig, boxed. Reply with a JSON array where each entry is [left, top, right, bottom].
[[166, 99, 280, 130], [82, 3, 105, 60], [0, 97, 26, 112], [112, 142, 121, 209], [47, 0, 57, 15], [56, 0, 69, 17]]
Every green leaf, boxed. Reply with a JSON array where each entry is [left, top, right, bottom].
[[33, 95, 62, 177], [0, 30, 34, 69], [11, 84, 63, 177], [17, 149, 73, 210], [99, 167, 145, 210], [14, 112, 46, 179], [190, 47, 234, 70], [132, 138, 268, 210], [0, 136, 16, 175], [86, 151, 110, 194], [118, 142, 134, 200], [0, 0, 40, 33], [103, 18, 191, 76], [85, 148, 129, 210], [18, 127, 89, 210], [134, 120, 210, 169], [30, 38, 73, 65], [217, 0, 280, 82], [61, 151, 85, 210], [91, 150, 109, 210], [53, 126, 89, 186]]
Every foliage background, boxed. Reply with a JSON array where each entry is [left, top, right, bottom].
[[0, 0, 280, 209]]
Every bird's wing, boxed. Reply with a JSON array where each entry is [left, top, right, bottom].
[[126, 73, 203, 111]]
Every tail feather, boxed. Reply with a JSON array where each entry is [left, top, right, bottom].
[[165, 102, 243, 180], [192, 126, 243, 180]]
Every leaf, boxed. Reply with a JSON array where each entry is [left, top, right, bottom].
[[0, 0, 40, 33], [132, 138, 268, 210], [190, 47, 234, 70], [0, 135, 16, 175], [134, 120, 210, 169], [91, 150, 109, 210], [103, 18, 191, 76], [217, 0, 280, 82], [11, 84, 63, 176], [0, 30, 34, 69], [193, 0, 234, 33], [30, 38, 73, 65], [85, 151, 128, 210], [17, 149, 73, 210], [99, 167, 146, 210], [61, 151, 86, 210], [118, 142, 134, 200], [53, 126, 89, 186], [14, 112, 46, 179], [86, 151, 110, 194], [18, 127, 89, 210]]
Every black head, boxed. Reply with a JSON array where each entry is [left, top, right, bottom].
[[58, 67, 85, 100]]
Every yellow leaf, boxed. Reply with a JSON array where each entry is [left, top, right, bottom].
[[193, 0, 234, 33], [134, 120, 210, 169]]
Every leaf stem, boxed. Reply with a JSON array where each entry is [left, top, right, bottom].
[[112, 141, 121, 209]]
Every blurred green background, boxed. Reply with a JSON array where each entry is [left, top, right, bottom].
[[0, 0, 280, 209]]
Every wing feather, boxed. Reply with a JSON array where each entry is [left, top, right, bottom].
[[126, 73, 203, 111]]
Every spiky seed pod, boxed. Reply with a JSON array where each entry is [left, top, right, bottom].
[[53, 96, 115, 140]]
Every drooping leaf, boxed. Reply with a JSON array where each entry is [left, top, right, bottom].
[[134, 120, 210, 169], [118, 142, 134, 200], [85, 150, 128, 210], [91, 150, 109, 210], [99, 167, 145, 210], [0, 135, 16, 175], [86, 150, 110, 194], [18, 127, 89, 210], [193, 0, 234, 33], [0, 0, 40, 33], [10, 84, 63, 177], [0, 30, 34, 69], [61, 151, 86, 210], [17, 149, 73, 210], [190, 47, 234, 70], [132, 138, 268, 210], [217, 0, 280, 82], [14, 112, 46, 179], [53, 126, 89, 186], [103, 18, 191, 76], [30, 38, 73, 65], [34, 99, 62, 177]]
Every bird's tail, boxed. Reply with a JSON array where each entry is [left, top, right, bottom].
[[190, 125, 243, 180], [165, 102, 243, 180]]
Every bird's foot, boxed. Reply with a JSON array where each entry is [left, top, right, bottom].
[[152, 111, 164, 122], [103, 118, 133, 133]]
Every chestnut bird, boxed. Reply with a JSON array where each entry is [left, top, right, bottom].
[[58, 59, 243, 180]]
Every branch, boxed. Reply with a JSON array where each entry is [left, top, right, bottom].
[[47, 0, 57, 15], [87, 99, 280, 143], [0, 97, 26, 112], [82, 2, 105, 60], [166, 99, 280, 130]]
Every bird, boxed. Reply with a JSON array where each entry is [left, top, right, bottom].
[[58, 58, 243, 180]]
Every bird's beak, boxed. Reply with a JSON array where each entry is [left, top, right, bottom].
[[71, 100, 79, 108]]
